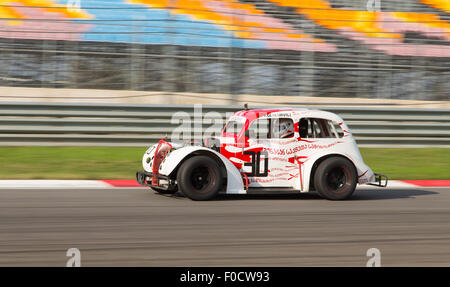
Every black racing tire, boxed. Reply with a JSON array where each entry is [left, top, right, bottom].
[[151, 187, 177, 194], [176, 155, 223, 201], [313, 157, 357, 200]]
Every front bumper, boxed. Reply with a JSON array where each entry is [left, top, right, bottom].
[[136, 170, 175, 190]]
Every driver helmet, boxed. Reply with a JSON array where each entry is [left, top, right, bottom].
[[274, 119, 294, 138]]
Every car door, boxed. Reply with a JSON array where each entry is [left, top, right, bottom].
[[244, 117, 296, 188]]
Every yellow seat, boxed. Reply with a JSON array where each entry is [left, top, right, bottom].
[[0, 4, 24, 25], [420, 0, 450, 12]]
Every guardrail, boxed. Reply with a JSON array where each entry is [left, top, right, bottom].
[[0, 102, 449, 147]]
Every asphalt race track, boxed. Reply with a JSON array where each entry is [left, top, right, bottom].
[[1, 187, 449, 266]]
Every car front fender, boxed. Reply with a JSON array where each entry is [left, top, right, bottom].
[[159, 145, 245, 194]]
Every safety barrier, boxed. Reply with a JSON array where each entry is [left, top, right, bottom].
[[0, 102, 449, 147]]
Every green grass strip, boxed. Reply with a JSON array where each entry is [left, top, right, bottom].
[[0, 147, 448, 180]]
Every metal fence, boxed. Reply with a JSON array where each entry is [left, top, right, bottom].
[[0, 102, 449, 147]]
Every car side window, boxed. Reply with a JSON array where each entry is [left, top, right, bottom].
[[247, 118, 270, 139], [311, 119, 323, 138], [299, 118, 308, 138], [299, 118, 341, 138], [331, 122, 344, 138], [271, 118, 294, 139], [248, 118, 294, 139]]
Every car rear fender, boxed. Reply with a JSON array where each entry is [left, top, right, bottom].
[[301, 150, 375, 193]]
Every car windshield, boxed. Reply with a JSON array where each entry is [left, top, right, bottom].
[[224, 120, 244, 134]]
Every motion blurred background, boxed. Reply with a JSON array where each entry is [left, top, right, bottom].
[[0, 0, 448, 179], [1, 0, 450, 102], [2, 0, 450, 268]]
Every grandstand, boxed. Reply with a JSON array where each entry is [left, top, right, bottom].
[[0, 0, 449, 100]]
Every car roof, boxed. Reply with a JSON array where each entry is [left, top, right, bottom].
[[232, 107, 311, 118], [233, 107, 305, 117], [231, 107, 343, 124]]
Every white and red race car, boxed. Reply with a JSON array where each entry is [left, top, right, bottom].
[[137, 107, 387, 200]]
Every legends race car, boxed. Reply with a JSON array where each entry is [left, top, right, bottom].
[[136, 106, 387, 200]]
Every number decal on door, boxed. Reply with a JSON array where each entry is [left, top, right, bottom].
[[244, 151, 269, 177]]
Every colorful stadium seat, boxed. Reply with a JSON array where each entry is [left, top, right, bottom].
[[269, 0, 450, 57], [0, 0, 449, 56], [420, 0, 450, 12]]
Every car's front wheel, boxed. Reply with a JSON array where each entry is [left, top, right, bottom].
[[176, 156, 223, 201], [314, 157, 357, 200]]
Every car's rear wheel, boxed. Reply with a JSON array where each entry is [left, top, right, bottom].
[[314, 157, 357, 200], [176, 156, 223, 201]]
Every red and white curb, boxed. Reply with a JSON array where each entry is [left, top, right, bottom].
[[0, 180, 448, 189]]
